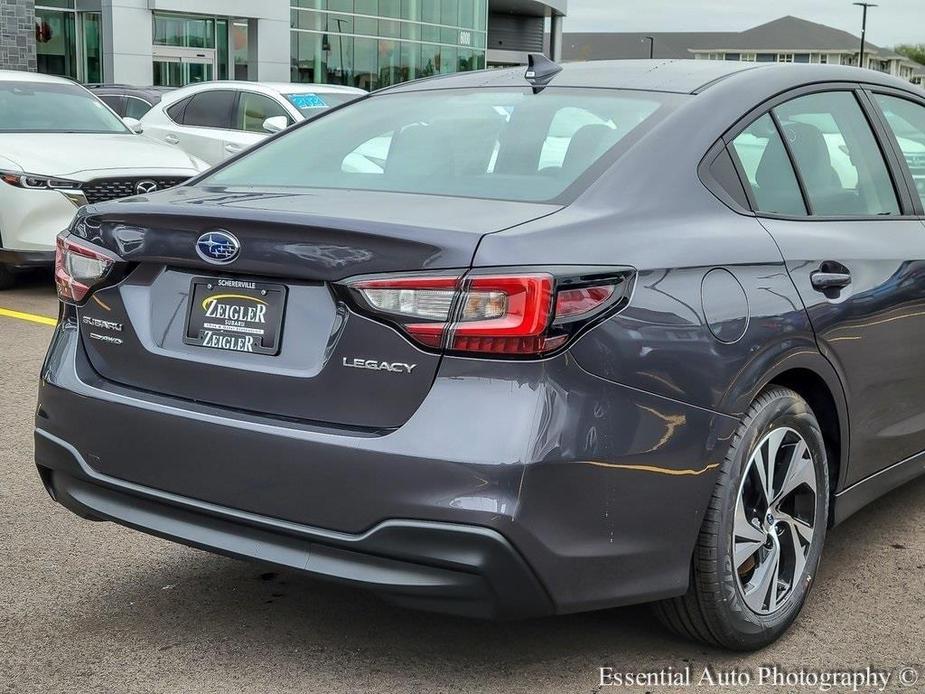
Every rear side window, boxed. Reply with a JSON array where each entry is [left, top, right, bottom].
[[98, 94, 124, 115], [774, 92, 899, 216], [166, 96, 191, 123], [873, 94, 925, 208], [182, 90, 235, 129], [124, 96, 153, 119], [206, 88, 678, 203], [731, 114, 806, 216], [235, 92, 291, 133]]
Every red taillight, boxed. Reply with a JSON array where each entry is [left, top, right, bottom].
[[55, 234, 115, 303], [450, 274, 556, 354], [554, 285, 616, 320], [348, 270, 627, 357]]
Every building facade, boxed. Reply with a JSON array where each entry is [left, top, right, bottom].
[[562, 16, 923, 85], [3, 0, 565, 88], [1, 0, 36, 72]]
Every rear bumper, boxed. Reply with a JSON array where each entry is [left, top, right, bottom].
[[36, 434, 550, 619], [0, 248, 55, 269], [36, 318, 740, 617]]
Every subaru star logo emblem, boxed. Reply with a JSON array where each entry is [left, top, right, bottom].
[[196, 231, 241, 265], [135, 179, 158, 194]]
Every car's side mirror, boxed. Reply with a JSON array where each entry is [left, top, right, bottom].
[[123, 117, 144, 134], [262, 116, 288, 134]]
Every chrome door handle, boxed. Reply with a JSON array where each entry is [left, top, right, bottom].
[[164, 134, 179, 144], [225, 143, 242, 153], [811, 271, 851, 290]]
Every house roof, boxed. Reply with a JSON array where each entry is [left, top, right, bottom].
[[561, 16, 900, 62], [717, 16, 879, 52]]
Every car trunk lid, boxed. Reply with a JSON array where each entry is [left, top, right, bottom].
[[74, 186, 560, 429]]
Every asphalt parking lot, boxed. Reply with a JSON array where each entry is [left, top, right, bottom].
[[1, 272, 923, 694]]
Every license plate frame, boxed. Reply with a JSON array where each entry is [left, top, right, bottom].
[[183, 277, 287, 356]]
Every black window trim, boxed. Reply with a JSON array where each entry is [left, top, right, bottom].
[[713, 81, 918, 222], [860, 86, 925, 217], [768, 108, 814, 216]]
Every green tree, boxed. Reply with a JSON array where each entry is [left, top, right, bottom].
[[895, 43, 925, 64]]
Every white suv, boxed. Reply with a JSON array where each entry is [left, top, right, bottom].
[[139, 81, 366, 166], [0, 70, 208, 288]]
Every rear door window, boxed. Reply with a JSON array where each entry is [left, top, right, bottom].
[[182, 90, 235, 129], [773, 92, 899, 216], [731, 113, 807, 216], [872, 94, 925, 207]]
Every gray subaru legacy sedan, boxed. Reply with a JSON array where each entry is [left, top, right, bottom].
[[37, 57, 925, 650]]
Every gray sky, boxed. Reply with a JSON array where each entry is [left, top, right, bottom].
[[561, 0, 925, 48]]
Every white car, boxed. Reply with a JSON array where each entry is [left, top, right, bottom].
[[139, 81, 366, 166], [0, 70, 208, 288]]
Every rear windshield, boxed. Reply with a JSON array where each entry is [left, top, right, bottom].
[[206, 88, 680, 202], [0, 81, 129, 134]]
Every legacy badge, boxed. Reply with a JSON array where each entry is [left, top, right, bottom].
[[342, 357, 417, 374]]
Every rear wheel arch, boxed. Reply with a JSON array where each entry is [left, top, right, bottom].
[[767, 368, 843, 507], [721, 350, 848, 516]]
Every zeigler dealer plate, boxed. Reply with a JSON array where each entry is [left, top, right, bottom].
[[184, 277, 287, 355]]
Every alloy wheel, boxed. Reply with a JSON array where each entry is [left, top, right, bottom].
[[733, 427, 818, 615]]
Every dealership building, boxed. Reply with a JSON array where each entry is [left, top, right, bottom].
[[1, 0, 566, 88]]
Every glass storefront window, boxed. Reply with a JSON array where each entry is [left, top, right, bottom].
[[81, 13, 102, 84], [401, 0, 422, 22], [290, 1, 488, 89], [232, 22, 249, 80], [379, 0, 401, 18], [457, 0, 475, 30], [380, 19, 401, 38], [421, 44, 439, 77], [354, 37, 378, 90], [473, 0, 487, 30], [216, 19, 228, 79], [400, 41, 421, 81], [440, 0, 459, 26], [421, 2, 440, 24], [152, 13, 249, 87], [439, 45, 457, 74], [35, 9, 77, 80], [400, 22, 420, 41], [378, 39, 401, 85], [292, 30, 356, 85], [421, 24, 440, 43], [153, 13, 215, 49]]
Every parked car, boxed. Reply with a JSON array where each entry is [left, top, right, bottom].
[[0, 71, 208, 288], [37, 58, 925, 650], [138, 81, 366, 165], [86, 84, 173, 120]]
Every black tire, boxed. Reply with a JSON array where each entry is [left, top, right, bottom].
[[0, 263, 15, 290], [654, 386, 830, 650]]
